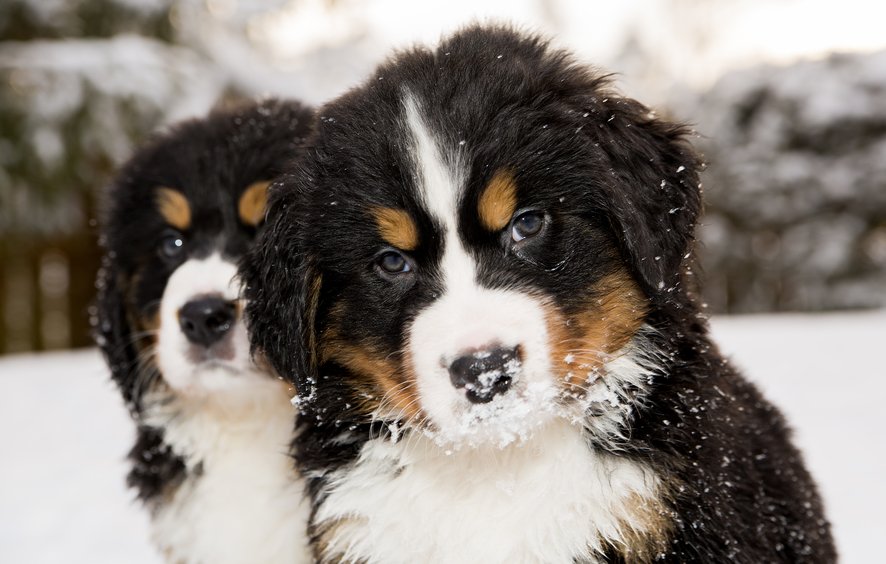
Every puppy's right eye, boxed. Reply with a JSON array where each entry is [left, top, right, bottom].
[[377, 250, 412, 275], [510, 210, 545, 243], [159, 232, 185, 260]]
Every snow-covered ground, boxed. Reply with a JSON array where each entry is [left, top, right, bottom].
[[0, 310, 883, 562]]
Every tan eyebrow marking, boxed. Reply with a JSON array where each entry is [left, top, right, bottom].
[[478, 168, 518, 231], [372, 207, 419, 251], [155, 187, 191, 230], [238, 180, 271, 226]]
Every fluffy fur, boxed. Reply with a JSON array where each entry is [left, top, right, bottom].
[[244, 27, 836, 563], [95, 99, 314, 563]]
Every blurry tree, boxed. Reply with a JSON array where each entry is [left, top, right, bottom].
[[0, 0, 186, 353], [681, 51, 886, 312], [0, 0, 174, 41]]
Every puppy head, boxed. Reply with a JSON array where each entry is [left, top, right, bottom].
[[246, 27, 701, 447], [96, 99, 313, 411]]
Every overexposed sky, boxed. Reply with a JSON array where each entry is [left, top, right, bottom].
[[234, 0, 886, 103]]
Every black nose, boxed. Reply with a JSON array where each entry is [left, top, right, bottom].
[[448, 345, 521, 404], [178, 297, 236, 348]]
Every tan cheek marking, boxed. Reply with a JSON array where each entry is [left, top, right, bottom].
[[238, 180, 270, 226], [373, 207, 419, 251], [155, 187, 191, 230], [306, 272, 322, 373], [320, 305, 421, 421], [123, 269, 160, 351], [546, 270, 648, 392], [142, 310, 160, 334], [478, 168, 518, 231], [320, 336, 421, 421]]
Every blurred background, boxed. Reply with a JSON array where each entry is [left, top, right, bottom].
[[1, 0, 885, 355]]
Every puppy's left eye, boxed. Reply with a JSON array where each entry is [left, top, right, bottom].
[[510, 211, 545, 242], [159, 232, 185, 259]]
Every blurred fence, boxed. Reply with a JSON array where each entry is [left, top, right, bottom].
[[0, 1, 177, 355], [0, 229, 101, 354]]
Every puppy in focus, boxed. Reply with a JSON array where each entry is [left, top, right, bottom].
[[95, 99, 313, 563], [244, 27, 836, 563]]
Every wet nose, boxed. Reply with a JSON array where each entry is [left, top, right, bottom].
[[448, 345, 521, 404], [178, 297, 236, 348]]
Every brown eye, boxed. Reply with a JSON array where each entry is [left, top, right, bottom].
[[377, 250, 412, 275], [510, 211, 545, 242]]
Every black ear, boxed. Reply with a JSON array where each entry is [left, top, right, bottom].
[[242, 179, 320, 406], [587, 97, 703, 301], [93, 253, 142, 413]]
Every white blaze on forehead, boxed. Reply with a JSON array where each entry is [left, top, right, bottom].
[[402, 93, 460, 225], [402, 92, 471, 290], [402, 92, 556, 445], [403, 92, 486, 316]]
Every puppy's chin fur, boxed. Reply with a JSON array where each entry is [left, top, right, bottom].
[[316, 420, 666, 564], [143, 379, 312, 564], [157, 357, 281, 403]]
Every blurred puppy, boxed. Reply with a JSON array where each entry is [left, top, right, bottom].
[[244, 27, 835, 563], [95, 99, 313, 563]]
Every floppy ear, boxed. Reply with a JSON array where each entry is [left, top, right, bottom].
[[584, 97, 703, 301], [94, 254, 142, 413], [242, 182, 320, 407]]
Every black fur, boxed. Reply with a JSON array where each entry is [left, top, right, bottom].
[[244, 27, 835, 562], [95, 98, 313, 503]]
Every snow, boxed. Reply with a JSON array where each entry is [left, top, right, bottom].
[[709, 309, 886, 564], [0, 350, 159, 564], [0, 310, 883, 562]]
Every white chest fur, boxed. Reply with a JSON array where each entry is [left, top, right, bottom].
[[146, 390, 311, 564], [316, 420, 664, 564]]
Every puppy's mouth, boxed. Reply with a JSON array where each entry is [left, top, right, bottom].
[[186, 337, 236, 365], [419, 372, 562, 450]]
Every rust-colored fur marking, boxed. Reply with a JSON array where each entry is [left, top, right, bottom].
[[545, 270, 648, 394], [319, 299, 421, 422], [123, 269, 160, 351], [478, 168, 518, 231], [319, 331, 421, 422], [313, 517, 367, 564], [238, 180, 270, 226], [306, 272, 322, 373], [604, 492, 674, 563], [373, 207, 419, 251], [155, 187, 191, 230]]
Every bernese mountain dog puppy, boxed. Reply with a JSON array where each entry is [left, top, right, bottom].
[[244, 27, 836, 563], [95, 99, 314, 563]]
